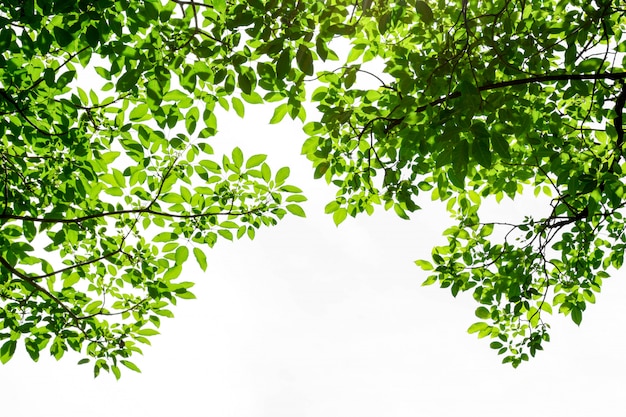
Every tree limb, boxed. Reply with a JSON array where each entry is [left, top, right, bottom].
[[414, 71, 626, 113]]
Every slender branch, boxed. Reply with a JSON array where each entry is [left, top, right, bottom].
[[31, 246, 125, 281], [413, 71, 626, 113], [25, 46, 90, 94], [0, 254, 82, 323], [76, 298, 148, 320], [171, 0, 213, 7], [0, 88, 71, 137], [0, 205, 268, 224]]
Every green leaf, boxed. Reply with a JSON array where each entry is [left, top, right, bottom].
[[175, 246, 189, 264], [186, 106, 200, 134], [245, 154, 266, 168], [280, 185, 303, 193], [163, 265, 182, 280], [155, 309, 175, 318], [415, 1, 434, 24], [153, 232, 178, 242], [324, 201, 340, 214], [269, 103, 289, 124], [313, 162, 329, 179], [275, 167, 290, 184], [232, 147, 244, 168], [286, 204, 306, 217], [112, 168, 125, 187], [162, 193, 184, 203], [0, 28, 14, 50], [0, 340, 16, 364], [393, 203, 410, 220], [468, 322, 488, 334], [56, 70, 76, 89], [85, 25, 100, 48], [296, 45, 314, 76], [111, 365, 121, 379], [193, 247, 207, 271], [223, 72, 236, 94], [241, 92, 264, 104], [63, 273, 80, 289], [490, 342, 503, 350], [130, 104, 150, 121], [491, 135, 511, 159], [238, 72, 252, 95], [177, 290, 196, 299], [85, 301, 103, 314], [475, 307, 490, 319], [333, 207, 347, 225], [577, 58, 604, 73], [449, 140, 469, 188], [286, 195, 307, 202], [471, 137, 492, 168], [117, 69, 141, 92], [571, 307, 583, 326], [276, 49, 291, 79], [53, 26, 73, 47], [232, 97, 245, 118], [24, 338, 40, 361], [415, 259, 433, 271], [146, 79, 163, 107], [377, 12, 391, 34], [137, 328, 160, 336], [121, 360, 142, 373], [261, 163, 271, 182], [347, 44, 366, 63]]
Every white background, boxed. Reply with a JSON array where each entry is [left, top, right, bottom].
[[2, 104, 626, 416]]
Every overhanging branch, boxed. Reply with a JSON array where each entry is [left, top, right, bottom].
[[0, 205, 267, 224], [414, 71, 626, 113]]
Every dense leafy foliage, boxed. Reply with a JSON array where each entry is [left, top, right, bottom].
[[1, 0, 625, 376]]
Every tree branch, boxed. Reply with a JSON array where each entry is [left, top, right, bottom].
[[0, 204, 268, 224], [414, 71, 626, 113], [0, 254, 83, 323]]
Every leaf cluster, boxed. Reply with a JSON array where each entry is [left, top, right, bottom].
[[2, 0, 626, 375]]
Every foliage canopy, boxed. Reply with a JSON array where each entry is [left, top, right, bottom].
[[1, 0, 626, 376]]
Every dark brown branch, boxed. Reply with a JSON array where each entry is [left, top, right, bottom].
[[25, 46, 90, 94], [0, 254, 82, 323], [414, 71, 626, 113], [0, 205, 267, 224], [0, 88, 71, 137], [171, 0, 213, 7], [31, 247, 126, 281], [76, 298, 148, 320]]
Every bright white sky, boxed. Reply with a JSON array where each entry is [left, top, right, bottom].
[[2, 98, 626, 416], [3, 21, 626, 412]]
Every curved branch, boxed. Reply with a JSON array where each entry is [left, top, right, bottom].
[[0, 204, 268, 224], [76, 298, 148, 320], [413, 71, 626, 114], [0, 254, 82, 323], [0, 88, 71, 137]]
